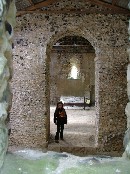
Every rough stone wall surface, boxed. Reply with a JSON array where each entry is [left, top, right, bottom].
[[50, 52, 95, 105], [123, 3, 130, 159], [97, 47, 128, 152], [0, 0, 16, 170], [9, 0, 128, 153]]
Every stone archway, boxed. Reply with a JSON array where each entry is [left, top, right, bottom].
[[9, 13, 128, 155], [45, 25, 128, 154], [45, 28, 100, 149], [48, 35, 96, 149]]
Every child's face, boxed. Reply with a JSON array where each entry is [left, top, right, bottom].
[[58, 104, 63, 109]]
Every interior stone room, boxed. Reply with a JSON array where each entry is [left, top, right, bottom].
[[0, 0, 130, 172]]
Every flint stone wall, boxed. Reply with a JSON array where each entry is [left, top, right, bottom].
[[9, 0, 128, 153], [0, 0, 16, 170]]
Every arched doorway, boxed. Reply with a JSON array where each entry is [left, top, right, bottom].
[[46, 35, 98, 149], [8, 16, 127, 154]]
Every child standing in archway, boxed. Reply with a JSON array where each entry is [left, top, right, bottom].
[[54, 101, 67, 143]]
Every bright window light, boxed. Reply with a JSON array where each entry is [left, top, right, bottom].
[[70, 65, 78, 79]]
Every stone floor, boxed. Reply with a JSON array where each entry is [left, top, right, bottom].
[[2, 150, 130, 174], [48, 106, 97, 153]]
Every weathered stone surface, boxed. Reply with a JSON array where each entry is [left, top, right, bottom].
[[124, 128, 130, 149], [127, 82, 130, 101], [125, 141, 130, 159], [127, 64, 130, 81], [9, 0, 128, 153], [125, 102, 130, 128], [0, 0, 16, 170], [127, 48, 130, 62], [124, 2, 130, 159]]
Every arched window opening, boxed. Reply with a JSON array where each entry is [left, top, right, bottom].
[[70, 65, 78, 79], [68, 57, 80, 80]]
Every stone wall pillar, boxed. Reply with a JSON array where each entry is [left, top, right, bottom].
[[0, 0, 16, 169], [97, 46, 127, 153], [124, 4, 130, 158]]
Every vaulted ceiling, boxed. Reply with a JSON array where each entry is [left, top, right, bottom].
[[16, 0, 130, 16]]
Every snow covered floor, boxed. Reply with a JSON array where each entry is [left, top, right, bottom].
[[49, 106, 97, 147]]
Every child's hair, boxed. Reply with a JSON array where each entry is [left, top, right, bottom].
[[56, 101, 63, 108]]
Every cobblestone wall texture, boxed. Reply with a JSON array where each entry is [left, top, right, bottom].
[[0, 0, 16, 170], [9, 0, 128, 153]]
